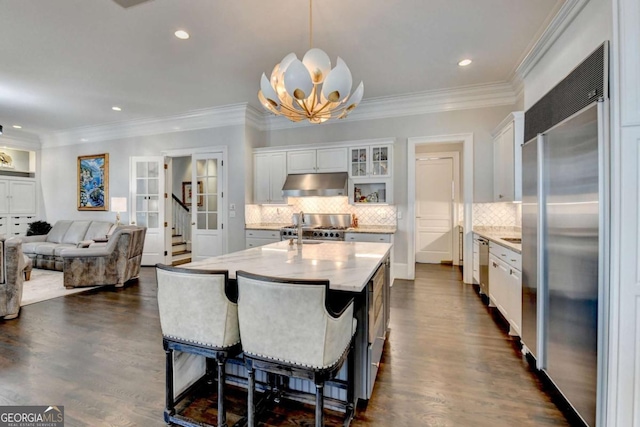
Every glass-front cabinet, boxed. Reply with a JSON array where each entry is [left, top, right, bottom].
[[349, 144, 391, 178]]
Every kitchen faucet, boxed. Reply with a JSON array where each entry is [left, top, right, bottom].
[[297, 211, 304, 245]]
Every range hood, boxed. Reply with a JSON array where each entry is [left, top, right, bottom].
[[282, 172, 348, 197]]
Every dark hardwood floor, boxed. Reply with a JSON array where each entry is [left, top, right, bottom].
[[0, 264, 571, 426]]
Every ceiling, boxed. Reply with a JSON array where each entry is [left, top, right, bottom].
[[0, 0, 563, 140]]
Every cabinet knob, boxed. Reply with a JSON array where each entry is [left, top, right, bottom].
[[499, 194, 503, 198], [191, 222, 196, 225]]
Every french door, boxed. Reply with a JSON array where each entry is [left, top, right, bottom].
[[190, 153, 224, 261], [130, 156, 168, 266]]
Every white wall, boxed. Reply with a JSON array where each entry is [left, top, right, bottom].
[[40, 124, 249, 254], [171, 156, 191, 201], [524, 0, 613, 109], [266, 105, 515, 276]]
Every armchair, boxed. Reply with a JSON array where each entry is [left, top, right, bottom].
[[0, 237, 26, 320], [61, 226, 146, 288]]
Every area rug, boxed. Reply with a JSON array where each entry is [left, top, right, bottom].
[[20, 269, 99, 306]]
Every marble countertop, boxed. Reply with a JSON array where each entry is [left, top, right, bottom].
[[245, 223, 396, 234], [245, 223, 285, 231], [473, 226, 522, 253], [184, 240, 393, 292], [347, 225, 396, 234]]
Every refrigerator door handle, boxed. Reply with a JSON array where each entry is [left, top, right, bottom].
[[536, 132, 547, 371]]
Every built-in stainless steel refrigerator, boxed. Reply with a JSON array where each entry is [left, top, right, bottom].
[[521, 99, 607, 427]]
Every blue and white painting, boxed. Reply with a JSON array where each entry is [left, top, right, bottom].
[[78, 154, 108, 210]]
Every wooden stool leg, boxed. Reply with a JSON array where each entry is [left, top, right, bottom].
[[247, 361, 255, 427], [24, 270, 31, 281], [315, 383, 324, 427], [217, 358, 227, 427]]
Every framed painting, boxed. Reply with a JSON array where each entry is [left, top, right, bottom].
[[78, 153, 109, 211], [182, 181, 204, 207]]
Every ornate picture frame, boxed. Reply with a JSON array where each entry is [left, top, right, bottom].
[[78, 153, 109, 211]]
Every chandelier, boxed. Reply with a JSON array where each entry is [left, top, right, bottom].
[[258, 0, 364, 124]]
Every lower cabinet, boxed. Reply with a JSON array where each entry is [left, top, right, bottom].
[[344, 232, 391, 243], [489, 242, 522, 336], [472, 238, 480, 284], [0, 215, 36, 237], [245, 229, 280, 248]]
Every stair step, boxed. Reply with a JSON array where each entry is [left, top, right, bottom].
[[172, 235, 185, 244], [173, 245, 187, 254], [172, 250, 192, 266]]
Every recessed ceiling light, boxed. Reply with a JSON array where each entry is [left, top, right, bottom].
[[12, 125, 22, 129], [81, 138, 88, 142], [112, 106, 122, 111], [174, 30, 190, 40], [458, 59, 472, 67]]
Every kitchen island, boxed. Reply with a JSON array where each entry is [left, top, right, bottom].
[[184, 240, 393, 403]]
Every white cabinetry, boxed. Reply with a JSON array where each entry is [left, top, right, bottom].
[[287, 147, 348, 174], [488, 242, 522, 336], [0, 178, 37, 236], [492, 112, 524, 202], [349, 143, 393, 205], [254, 152, 287, 204], [472, 237, 480, 284], [245, 229, 280, 248], [344, 232, 391, 243], [348, 144, 392, 178]]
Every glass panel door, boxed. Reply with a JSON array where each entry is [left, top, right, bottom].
[[191, 153, 224, 261], [350, 147, 368, 177], [371, 146, 390, 176], [130, 156, 166, 265]]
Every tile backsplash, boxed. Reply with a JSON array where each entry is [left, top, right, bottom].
[[246, 197, 397, 226], [473, 202, 521, 227]]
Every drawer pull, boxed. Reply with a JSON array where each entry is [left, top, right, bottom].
[[511, 259, 517, 262]]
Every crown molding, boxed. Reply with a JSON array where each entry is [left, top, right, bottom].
[[264, 82, 517, 131], [245, 105, 268, 131], [515, 0, 590, 79], [0, 134, 41, 150], [40, 103, 249, 148], [39, 82, 519, 146]]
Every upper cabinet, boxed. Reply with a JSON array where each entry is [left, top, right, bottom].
[[493, 112, 524, 202], [287, 147, 348, 174], [254, 152, 287, 204], [349, 144, 392, 178]]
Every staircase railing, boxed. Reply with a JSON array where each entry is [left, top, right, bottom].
[[172, 194, 191, 245]]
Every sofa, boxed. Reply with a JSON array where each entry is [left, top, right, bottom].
[[61, 225, 147, 288], [22, 220, 114, 271], [0, 237, 26, 320]]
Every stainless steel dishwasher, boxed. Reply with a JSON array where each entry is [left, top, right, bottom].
[[476, 236, 490, 297]]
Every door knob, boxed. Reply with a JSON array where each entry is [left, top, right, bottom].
[[191, 222, 196, 225]]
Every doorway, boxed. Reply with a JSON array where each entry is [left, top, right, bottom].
[[131, 147, 228, 266], [407, 134, 474, 283], [415, 152, 460, 264]]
